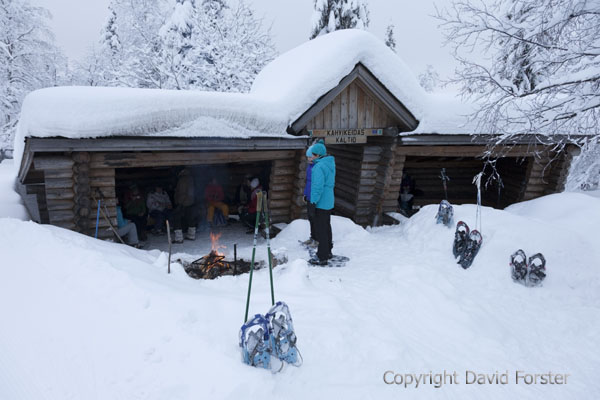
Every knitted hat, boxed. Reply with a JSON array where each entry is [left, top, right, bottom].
[[250, 178, 259, 189]]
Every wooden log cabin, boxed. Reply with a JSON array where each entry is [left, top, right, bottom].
[[14, 30, 579, 238]]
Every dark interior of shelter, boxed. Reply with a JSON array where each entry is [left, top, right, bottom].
[[399, 156, 530, 213], [114, 161, 272, 230]]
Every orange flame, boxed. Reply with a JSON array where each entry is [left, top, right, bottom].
[[210, 232, 226, 256]]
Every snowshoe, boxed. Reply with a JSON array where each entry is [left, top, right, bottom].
[[458, 229, 482, 269], [510, 249, 528, 283], [239, 314, 272, 369], [266, 301, 302, 367], [453, 221, 470, 259], [436, 200, 454, 227], [527, 253, 546, 287], [307, 248, 349, 267]]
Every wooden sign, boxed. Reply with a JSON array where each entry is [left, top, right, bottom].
[[308, 128, 383, 145]]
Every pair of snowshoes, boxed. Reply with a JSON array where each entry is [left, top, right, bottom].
[[239, 301, 302, 372], [436, 200, 454, 227], [452, 221, 482, 269], [510, 250, 546, 287]]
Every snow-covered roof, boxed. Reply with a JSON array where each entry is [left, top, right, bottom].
[[250, 29, 428, 125], [14, 29, 480, 169]]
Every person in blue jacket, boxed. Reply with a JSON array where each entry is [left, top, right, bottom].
[[302, 147, 317, 247], [307, 140, 336, 265]]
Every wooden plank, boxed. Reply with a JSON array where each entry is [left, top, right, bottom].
[[269, 182, 294, 192], [357, 86, 365, 129], [365, 94, 373, 128], [46, 199, 75, 211], [269, 191, 292, 200], [349, 83, 358, 128], [45, 178, 73, 190], [332, 93, 341, 129], [44, 170, 73, 179], [340, 87, 348, 129], [34, 156, 74, 170], [269, 199, 291, 209], [89, 176, 116, 187], [271, 167, 296, 176], [48, 210, 75, 223], [45, 188, 75, 200], [89, 168, 115, 178], [323, 104, 332, 128]]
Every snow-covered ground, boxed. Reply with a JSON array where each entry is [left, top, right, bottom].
[[1, 161, 599, 399]]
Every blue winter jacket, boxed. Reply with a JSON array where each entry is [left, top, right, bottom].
[[310, 155, 335, 210], [303, 163, 313, 200]]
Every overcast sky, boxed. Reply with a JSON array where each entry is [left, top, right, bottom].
[[31, 0, 458, 80]]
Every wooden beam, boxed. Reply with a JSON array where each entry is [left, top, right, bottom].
[[89, 150, 296, 169]]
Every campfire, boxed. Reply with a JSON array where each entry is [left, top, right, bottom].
[[180, 233, 287, 280]]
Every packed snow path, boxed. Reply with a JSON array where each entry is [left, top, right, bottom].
[[1, 192, 599, 399]]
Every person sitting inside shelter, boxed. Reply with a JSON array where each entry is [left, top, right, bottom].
[[146, 185, 172, 234], [116, 203, 143, 248], [122, 183, 147, 241], [172, 168, 197, 243], [235, 174, 252, 215], [205, 177, 229, 226], [240, 178, 262, 233]]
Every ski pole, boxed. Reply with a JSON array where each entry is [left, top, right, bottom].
[[166, 220, 172, 274], [244, 191, 263, 323], [440, 168, 450, 200], [94, 199, 101, 238], [262, 191, 275, 306]]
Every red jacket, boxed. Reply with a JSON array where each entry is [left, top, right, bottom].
[[248, 186, 262, 213], [205, 184, 224, 203]]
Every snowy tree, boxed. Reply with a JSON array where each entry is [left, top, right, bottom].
[[567, 140, 600, 191], [159, 0, 197, 89], [81, 0, 275, 92], [190, 0, 276, 92], [0, 0, 65, 152], [436, 0, 600, 161], [310, 0, 370, 39], [418, 65, 440, 93], [385, 23, 396, 52]]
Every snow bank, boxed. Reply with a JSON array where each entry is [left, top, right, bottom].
[[1, 192, 599, 399], [0, 159, 29, 220]]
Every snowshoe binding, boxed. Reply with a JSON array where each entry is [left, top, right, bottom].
[[266, 301, 302, 367], [458, 229, 482, 269], [453, 221, 470, 259], [436, 200, 454, 227], [510, 249, 528, 283], [527, 253, 546, 287], [239, 314, 272, 370]]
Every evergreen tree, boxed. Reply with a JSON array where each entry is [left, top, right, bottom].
[[310, 0, 370, 39], [0, 0, 65, 151], [385, 23, 396, 52]]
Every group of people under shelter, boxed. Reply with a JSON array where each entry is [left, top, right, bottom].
[[112, 139, 338, 263], [113, 168, 265, 248]]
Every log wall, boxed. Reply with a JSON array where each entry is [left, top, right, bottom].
[[34, 155, 76, 230], [268, 157, 298, 224]]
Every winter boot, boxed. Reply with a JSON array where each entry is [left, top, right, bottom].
[[510, 249, 528, 283], [527, 253, 546, 287], [173, 229, 184, 244], [185, 227, 196, 240], [458, 229, 482, 269], [453, 221, 470, 259]]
